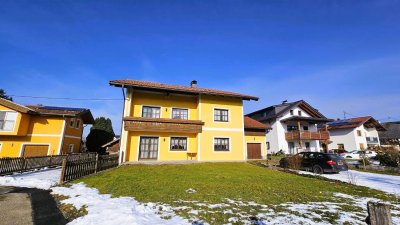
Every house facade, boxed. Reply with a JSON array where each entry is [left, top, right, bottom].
[[247, 100, 331, 154], [0, 98, 94, 157], [110, 79, 263, 163], [327, 116, 386, 150]]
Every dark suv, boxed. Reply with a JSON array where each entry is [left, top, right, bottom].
[[279, 152, 348, 174]]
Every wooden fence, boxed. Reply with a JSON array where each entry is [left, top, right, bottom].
[[60, 154, 119, 183], [0, 153, 97, 175]]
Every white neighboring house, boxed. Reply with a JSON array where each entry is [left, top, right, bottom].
[[247, 100, 331, 154], [327, 116, 386, 151]]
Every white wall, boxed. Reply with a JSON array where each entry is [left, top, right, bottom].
[[328, 128, 357, 150], [328, 125, 381, 150], [266, 106, 321, 154]]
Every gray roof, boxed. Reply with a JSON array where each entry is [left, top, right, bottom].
[[379, 122, 400, 139], [246, 100, 328, 122]]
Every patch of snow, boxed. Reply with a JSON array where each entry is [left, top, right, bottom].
[[0, 168, 60, 190], [298, 170, 400, 196], [51, 183, 190, 225], [186, 188, 197, 194]]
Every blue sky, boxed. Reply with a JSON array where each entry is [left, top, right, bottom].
[[1, 0, 400, 135]]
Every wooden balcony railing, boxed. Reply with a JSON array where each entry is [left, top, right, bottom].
[[285, 131, 330, 141], [124, 117, 204, 133]]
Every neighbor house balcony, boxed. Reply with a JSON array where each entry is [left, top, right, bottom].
[[123, 117, 204, 134], [285, 131, 330, 141]]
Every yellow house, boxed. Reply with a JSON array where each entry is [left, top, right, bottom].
[[110, 79, 267, 163], [0, 98, 94, 157]]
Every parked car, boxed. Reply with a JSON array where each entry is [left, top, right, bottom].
[[343, 150, 377, 159], [364, 150, 377, 158], [279, 152, 348, 174], [343, 150, 364, 159], [328, 149, 348, 156]]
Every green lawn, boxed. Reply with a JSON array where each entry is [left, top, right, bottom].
[[75, 163, 399, 224]]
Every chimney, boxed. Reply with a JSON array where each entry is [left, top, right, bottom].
[[282, 100, 288, 104], [190, 80, 197, 88]]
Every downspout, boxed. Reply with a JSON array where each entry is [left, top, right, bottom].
[[119, 85, 126, 163]]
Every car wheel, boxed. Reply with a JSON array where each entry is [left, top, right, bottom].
[[313, 165, 323, 174]]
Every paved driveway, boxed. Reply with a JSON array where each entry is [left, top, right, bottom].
[[0, 186, 67, 225]]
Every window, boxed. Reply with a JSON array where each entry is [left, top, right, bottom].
[[76, 119, 81, 128], [290, 110, 294, 115], [298, 111, 302, 116], [68, 144, 74, 153], [214, 109, 229, 122], [305, 142, 310, 149], [266, 142, 270, 150], [142, 106, 161, 118], [357, 130, 362, 136], [366, 137, 371, 142], [303, 126, 309, 131], [70, 118, 75, 127], [170, 137, 187, 151], [337, 144, 345, 150], [373, 137, 378, 142], [214, 138, 229, 151], [0, 111, 17, 131], [287, 125, 298, 131], [171, 108, 188, 120]]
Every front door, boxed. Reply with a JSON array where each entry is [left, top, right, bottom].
[[139, 137, 159, 160], [359, 143, 365, 150], [288, 142, 295, 154]]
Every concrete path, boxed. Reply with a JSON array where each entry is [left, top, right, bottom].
[[0, 186, 67, 225]]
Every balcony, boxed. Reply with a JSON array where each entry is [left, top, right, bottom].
[[124, 117, 204, 134], [285, 131, 330, 141]]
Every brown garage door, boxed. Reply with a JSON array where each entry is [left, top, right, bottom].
[[22, 145, 49, 157], [247, 143, 262, 159]]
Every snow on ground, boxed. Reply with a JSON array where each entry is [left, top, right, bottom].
[[298, 170, 400, 196], [51, 183, 192, 225], [54, 182, 382, 225], [0, 167, 61, 189]]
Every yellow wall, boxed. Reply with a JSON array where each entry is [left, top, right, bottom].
[[0, 105, 85, 157], [126, 131, 198, 161], [124, 90, 247, 162], [245, 135, 267, 159], [131, 91, 198, 120], [0, 105, 31, 136]]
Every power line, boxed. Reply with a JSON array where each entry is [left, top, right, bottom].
[[9, 95, 122, 101]]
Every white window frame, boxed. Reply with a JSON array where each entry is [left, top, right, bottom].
[[70, 118, 75, 128], [68, 144, 74, 153], [0, 110, 18, 132], [171, 108, 189, 120], [169, 136, 189, 152], [213, 137, 231, 152], [0, 142, 3, 154], [213, 107, 230, 123]]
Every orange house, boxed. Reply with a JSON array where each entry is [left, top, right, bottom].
[[0, 98, 94, 157]]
